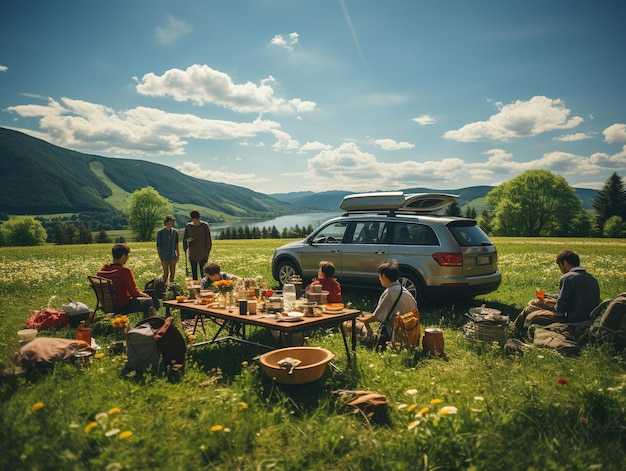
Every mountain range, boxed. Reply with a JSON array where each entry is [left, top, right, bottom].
[[0, 127, 598, 219]]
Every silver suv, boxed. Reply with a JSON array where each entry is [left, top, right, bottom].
[[271, 192, 501, 303]]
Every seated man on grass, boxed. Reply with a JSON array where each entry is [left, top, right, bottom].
[[98, 243, 156, 318], [513, 249, 600, 336]]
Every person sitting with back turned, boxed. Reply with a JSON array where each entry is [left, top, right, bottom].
[[359, 261, 417, 349], [512, 249, 600, 335], [305, 260, 342, 303], [201, 262, 240, 291], [98, 243, 156, 318]]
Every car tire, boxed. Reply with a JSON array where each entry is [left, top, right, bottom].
[[398, 270, 426, 305], [276, 260, 300, 287]]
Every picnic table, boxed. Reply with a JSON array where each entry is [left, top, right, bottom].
[[163, 300, 361, 365]]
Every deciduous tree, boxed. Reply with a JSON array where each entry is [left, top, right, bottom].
[[127, 187, 171, 242], [0, 216, 47, 246], [486, 170, 586, 237]]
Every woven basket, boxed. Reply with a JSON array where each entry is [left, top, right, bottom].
[[464, 321, 508, 346]]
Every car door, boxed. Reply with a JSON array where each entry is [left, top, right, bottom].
[[300, 221, 349, 280], [340, 220, 390, 286]]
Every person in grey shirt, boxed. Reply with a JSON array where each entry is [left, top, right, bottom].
[[359, 261, 418, 349]]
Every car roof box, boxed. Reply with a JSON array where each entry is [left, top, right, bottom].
[[340, 192, 457, 213]]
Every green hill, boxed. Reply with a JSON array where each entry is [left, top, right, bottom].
[[0, 127, 300, 219]]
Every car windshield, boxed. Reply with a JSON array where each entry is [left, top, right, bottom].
[[311, 222, 348, 244], [447, 222, 493, 247]]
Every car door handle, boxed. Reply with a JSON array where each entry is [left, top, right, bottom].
[[374, 250, 386, 254]]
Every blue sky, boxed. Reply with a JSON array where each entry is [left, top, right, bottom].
[[1, 0, 625, 194]]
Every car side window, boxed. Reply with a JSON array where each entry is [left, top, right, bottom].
[[352, 222, 383, 244], [312, 222, 348, 244], [393, 223, 438, 245]]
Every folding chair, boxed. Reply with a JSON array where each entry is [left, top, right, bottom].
[[88, 275, 120, 320]]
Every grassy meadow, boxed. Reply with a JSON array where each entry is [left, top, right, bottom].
[[0, 238, 625, 470]]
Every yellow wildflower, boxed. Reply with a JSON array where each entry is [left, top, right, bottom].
[[241, 361, 248, 367], [430, 398, 444, 405], [417, 407, 429, 416], [407, 404, 416, 412], [210, 424, 224, 432], [439, 406, 458, 415], [408, 419, 421, 430], [84, 421, 98, 433], [94, 353, 105, 359], [119, 431, 133, 440], [108, 407, 121, 415], [31, 402, 44, 411], [241, 402, 249, 410]]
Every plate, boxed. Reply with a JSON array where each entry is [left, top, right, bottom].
[[323, 309, 345, 315], [324, 304, 344, 312], [287, 312, 304, 318], [178, 299, 194, 303], [276, 317, 304, 322]]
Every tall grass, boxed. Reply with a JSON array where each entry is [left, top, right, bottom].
[[0, 238, 625, 470]]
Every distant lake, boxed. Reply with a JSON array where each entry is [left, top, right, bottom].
[[210, 212, 340, 236]]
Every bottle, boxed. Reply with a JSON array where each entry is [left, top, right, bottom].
[[76, 320, 92, 346], [283, 281, 296, 312]]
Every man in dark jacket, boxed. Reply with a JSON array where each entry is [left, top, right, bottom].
[[513, 250, 600, 333]]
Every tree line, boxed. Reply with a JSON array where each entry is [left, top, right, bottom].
[[1, 171, 625, 246]]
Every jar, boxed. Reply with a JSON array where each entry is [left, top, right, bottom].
[[282, 282, 297, 312], [76, 321, 92, 346], [422, 328, 444, 356]]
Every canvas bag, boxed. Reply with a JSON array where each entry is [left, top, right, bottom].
[[588, 293, 626, 350], [391, 308, 420, 351], [125, 323, 160, 374]]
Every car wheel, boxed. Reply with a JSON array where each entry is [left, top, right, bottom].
[[398, 270, 426, 305], [276, 260, 300, 287]]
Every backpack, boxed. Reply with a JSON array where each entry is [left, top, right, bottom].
[[144, 276, 167, 309], [125, 323, 160, 374], [391, 308, 420, 351], [24, 308, 69, 330], [589, 293, 626, 350], [125, 317, 186, 375]]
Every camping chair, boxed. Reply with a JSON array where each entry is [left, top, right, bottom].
[[88, 275, 120, 320]]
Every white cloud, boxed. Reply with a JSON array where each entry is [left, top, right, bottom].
[[554, 133, 593, 142], [155, 14, 192, 45], [270, 32, 299, 51], [300, 141, 332, 152], [0, 65, 8, 72], [294, 142, 621, 193], [372, 138, 415, 151], [271, 129, 300, 152], [603, 123, 626, 144], [412, 115, 436, 125], [6, 97, 281, 155], [135, 64, 316, 114], [443, 96, 583, 142]]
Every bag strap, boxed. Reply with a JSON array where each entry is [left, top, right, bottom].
[[382, 288, 403, 324]]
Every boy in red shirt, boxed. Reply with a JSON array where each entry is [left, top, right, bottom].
[[305, 260, 342, 303], [98, 243, 155, 318]]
